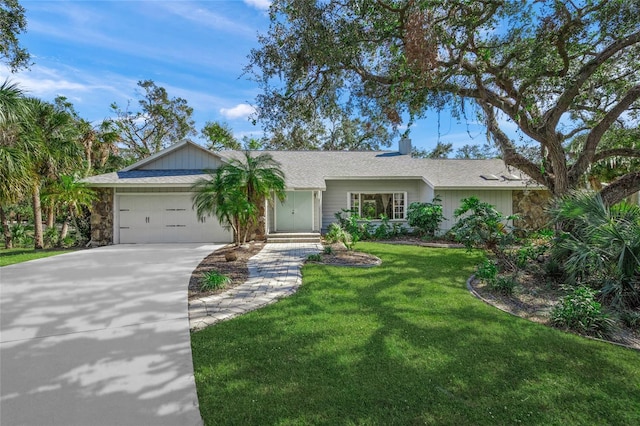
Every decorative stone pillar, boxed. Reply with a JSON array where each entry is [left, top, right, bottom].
[[512, 189, 552, 233], [90, 188, 114, 246]]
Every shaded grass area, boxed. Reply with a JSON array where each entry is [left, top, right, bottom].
[[0, 248, 73, 267], [192, 243, 640, 425]]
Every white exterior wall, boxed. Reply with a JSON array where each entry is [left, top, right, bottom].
[[438, 190, 513, 231], [140, 144, 223, 170], [322, 179, 423, 232]]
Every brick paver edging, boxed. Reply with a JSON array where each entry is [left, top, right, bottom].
[[189, 243, 322, 331]]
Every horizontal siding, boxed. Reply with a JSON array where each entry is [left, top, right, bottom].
[[322, 179, 422, 232], [439, 190, 513, 231], [140, 144, 222, 170]]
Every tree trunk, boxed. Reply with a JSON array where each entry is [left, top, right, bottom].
[[32, 184, 44, 249], [58, 220, 69, 246], [46, 207, 55, 228], [1, 205, 13, 249]]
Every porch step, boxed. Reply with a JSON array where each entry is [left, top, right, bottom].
[[266, 233, 322, 244]]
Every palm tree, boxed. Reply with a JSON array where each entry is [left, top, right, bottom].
[[0, 80, 30, 248], [42, 175, 96, 245], [20, 98, 82, 249], [550, 191, 640, 309], [192, 150, 286, 246]]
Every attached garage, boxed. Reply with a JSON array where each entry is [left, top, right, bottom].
[[116, 194, 232, 244]]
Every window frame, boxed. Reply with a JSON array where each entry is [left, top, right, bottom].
[[347, 191, 407, 220]]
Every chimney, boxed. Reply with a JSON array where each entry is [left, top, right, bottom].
[[399, 137, 412, 155]]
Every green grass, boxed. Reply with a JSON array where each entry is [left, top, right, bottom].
[[191, 243, 640, 425], [0, 248, 73, 267]]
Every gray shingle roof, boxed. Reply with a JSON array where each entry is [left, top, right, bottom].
[[222, 151, 539, 190], [83, 169, 208, 186], [84, 148, 541, 190]]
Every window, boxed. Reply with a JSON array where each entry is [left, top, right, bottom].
[[348, 192, 406, 220]]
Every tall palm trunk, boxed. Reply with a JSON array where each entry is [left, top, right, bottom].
[[32, 183, 44, 249], [58, 219, 69, 246], [1, 205, 12, 249], [46, 207, 55, 228]]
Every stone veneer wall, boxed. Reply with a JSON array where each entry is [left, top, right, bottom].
[[512, 189, 552, 232], [91, 188, 114, 246]]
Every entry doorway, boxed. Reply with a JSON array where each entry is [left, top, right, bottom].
[[275, 191, 313, 232]]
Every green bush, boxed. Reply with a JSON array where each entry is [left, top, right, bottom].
[[44, 226, 59, 248], [307, 253, 322, 262], [475, 258, 498, 281], [407, 196, 445, 238], [551, 286, 613, 338], [450, 196, 517, 266], [488, 275, 518, 295], [334, 209, 406, 241], [11, 224, 33, 248], [325, 223, 355, 250], [620, 310, 640, 330], [200, 271, 231, 291], [549, 191, 640, 309], [323, 246, 333, 255]]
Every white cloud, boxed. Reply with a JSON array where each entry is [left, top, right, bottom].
[[157, 1, 256, 37], [244, 0, 271, 11], [220, 103, 256, 120]]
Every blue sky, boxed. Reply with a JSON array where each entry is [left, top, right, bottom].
[[5, 0, 492, 152]]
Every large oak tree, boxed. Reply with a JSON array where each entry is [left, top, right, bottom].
[[249, 0, 640, 205]]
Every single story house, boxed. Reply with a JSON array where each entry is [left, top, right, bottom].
[[83, 139, 547, 245]]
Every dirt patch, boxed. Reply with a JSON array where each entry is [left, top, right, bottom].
[[189, 242, 264, 299]]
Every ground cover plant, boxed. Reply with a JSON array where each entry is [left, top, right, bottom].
[[192, 243, 640, 425], [0, 248, 72, 267]]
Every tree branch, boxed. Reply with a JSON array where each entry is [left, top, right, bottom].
[[593, 148, 640, 162], [569, 84, 640, 183], [478, 101, 550, 189], [545, 29, 640, 129], [600, 171, 640, 206]]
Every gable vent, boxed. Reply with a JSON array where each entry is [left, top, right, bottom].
[[480, 174, 499, 180]]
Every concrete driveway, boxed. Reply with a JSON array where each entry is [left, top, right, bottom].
[[0, 243, 222, 426]]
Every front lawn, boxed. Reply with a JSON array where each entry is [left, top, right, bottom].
[[191, 243, 640, 425], [0, 248, 73, 267]]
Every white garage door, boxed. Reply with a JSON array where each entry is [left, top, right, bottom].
[[118, 194, 233, 244]]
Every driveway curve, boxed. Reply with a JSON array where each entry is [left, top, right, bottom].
[[0, 243, 222, 426]]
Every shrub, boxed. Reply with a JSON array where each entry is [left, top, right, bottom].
[[488, 275, 518, 295], [450, 196, 517, 265], [373, 215, 392, 239], [407, 196, 445, 238], [200, 271, 231, 291], [307, 253, 322, 262], [475, 258, 498, 281], [620, 310, 640, 330], [551, 286, 614, 338], [325, 223, 355, 250], [44, 226, 59, 248], [11, 224, 33, 248], [323, 246, 333, 255], [549, 191, 640, 309]]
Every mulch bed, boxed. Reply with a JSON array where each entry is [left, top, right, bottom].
[[308, 247, 381, 267], [469, 274, 640, 351], [189, 242, 264, 299]]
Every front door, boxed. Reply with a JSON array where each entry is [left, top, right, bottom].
[[275, 191, 313, 232]]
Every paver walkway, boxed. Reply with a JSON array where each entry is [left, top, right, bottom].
[[189, 243, 322, 330]]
